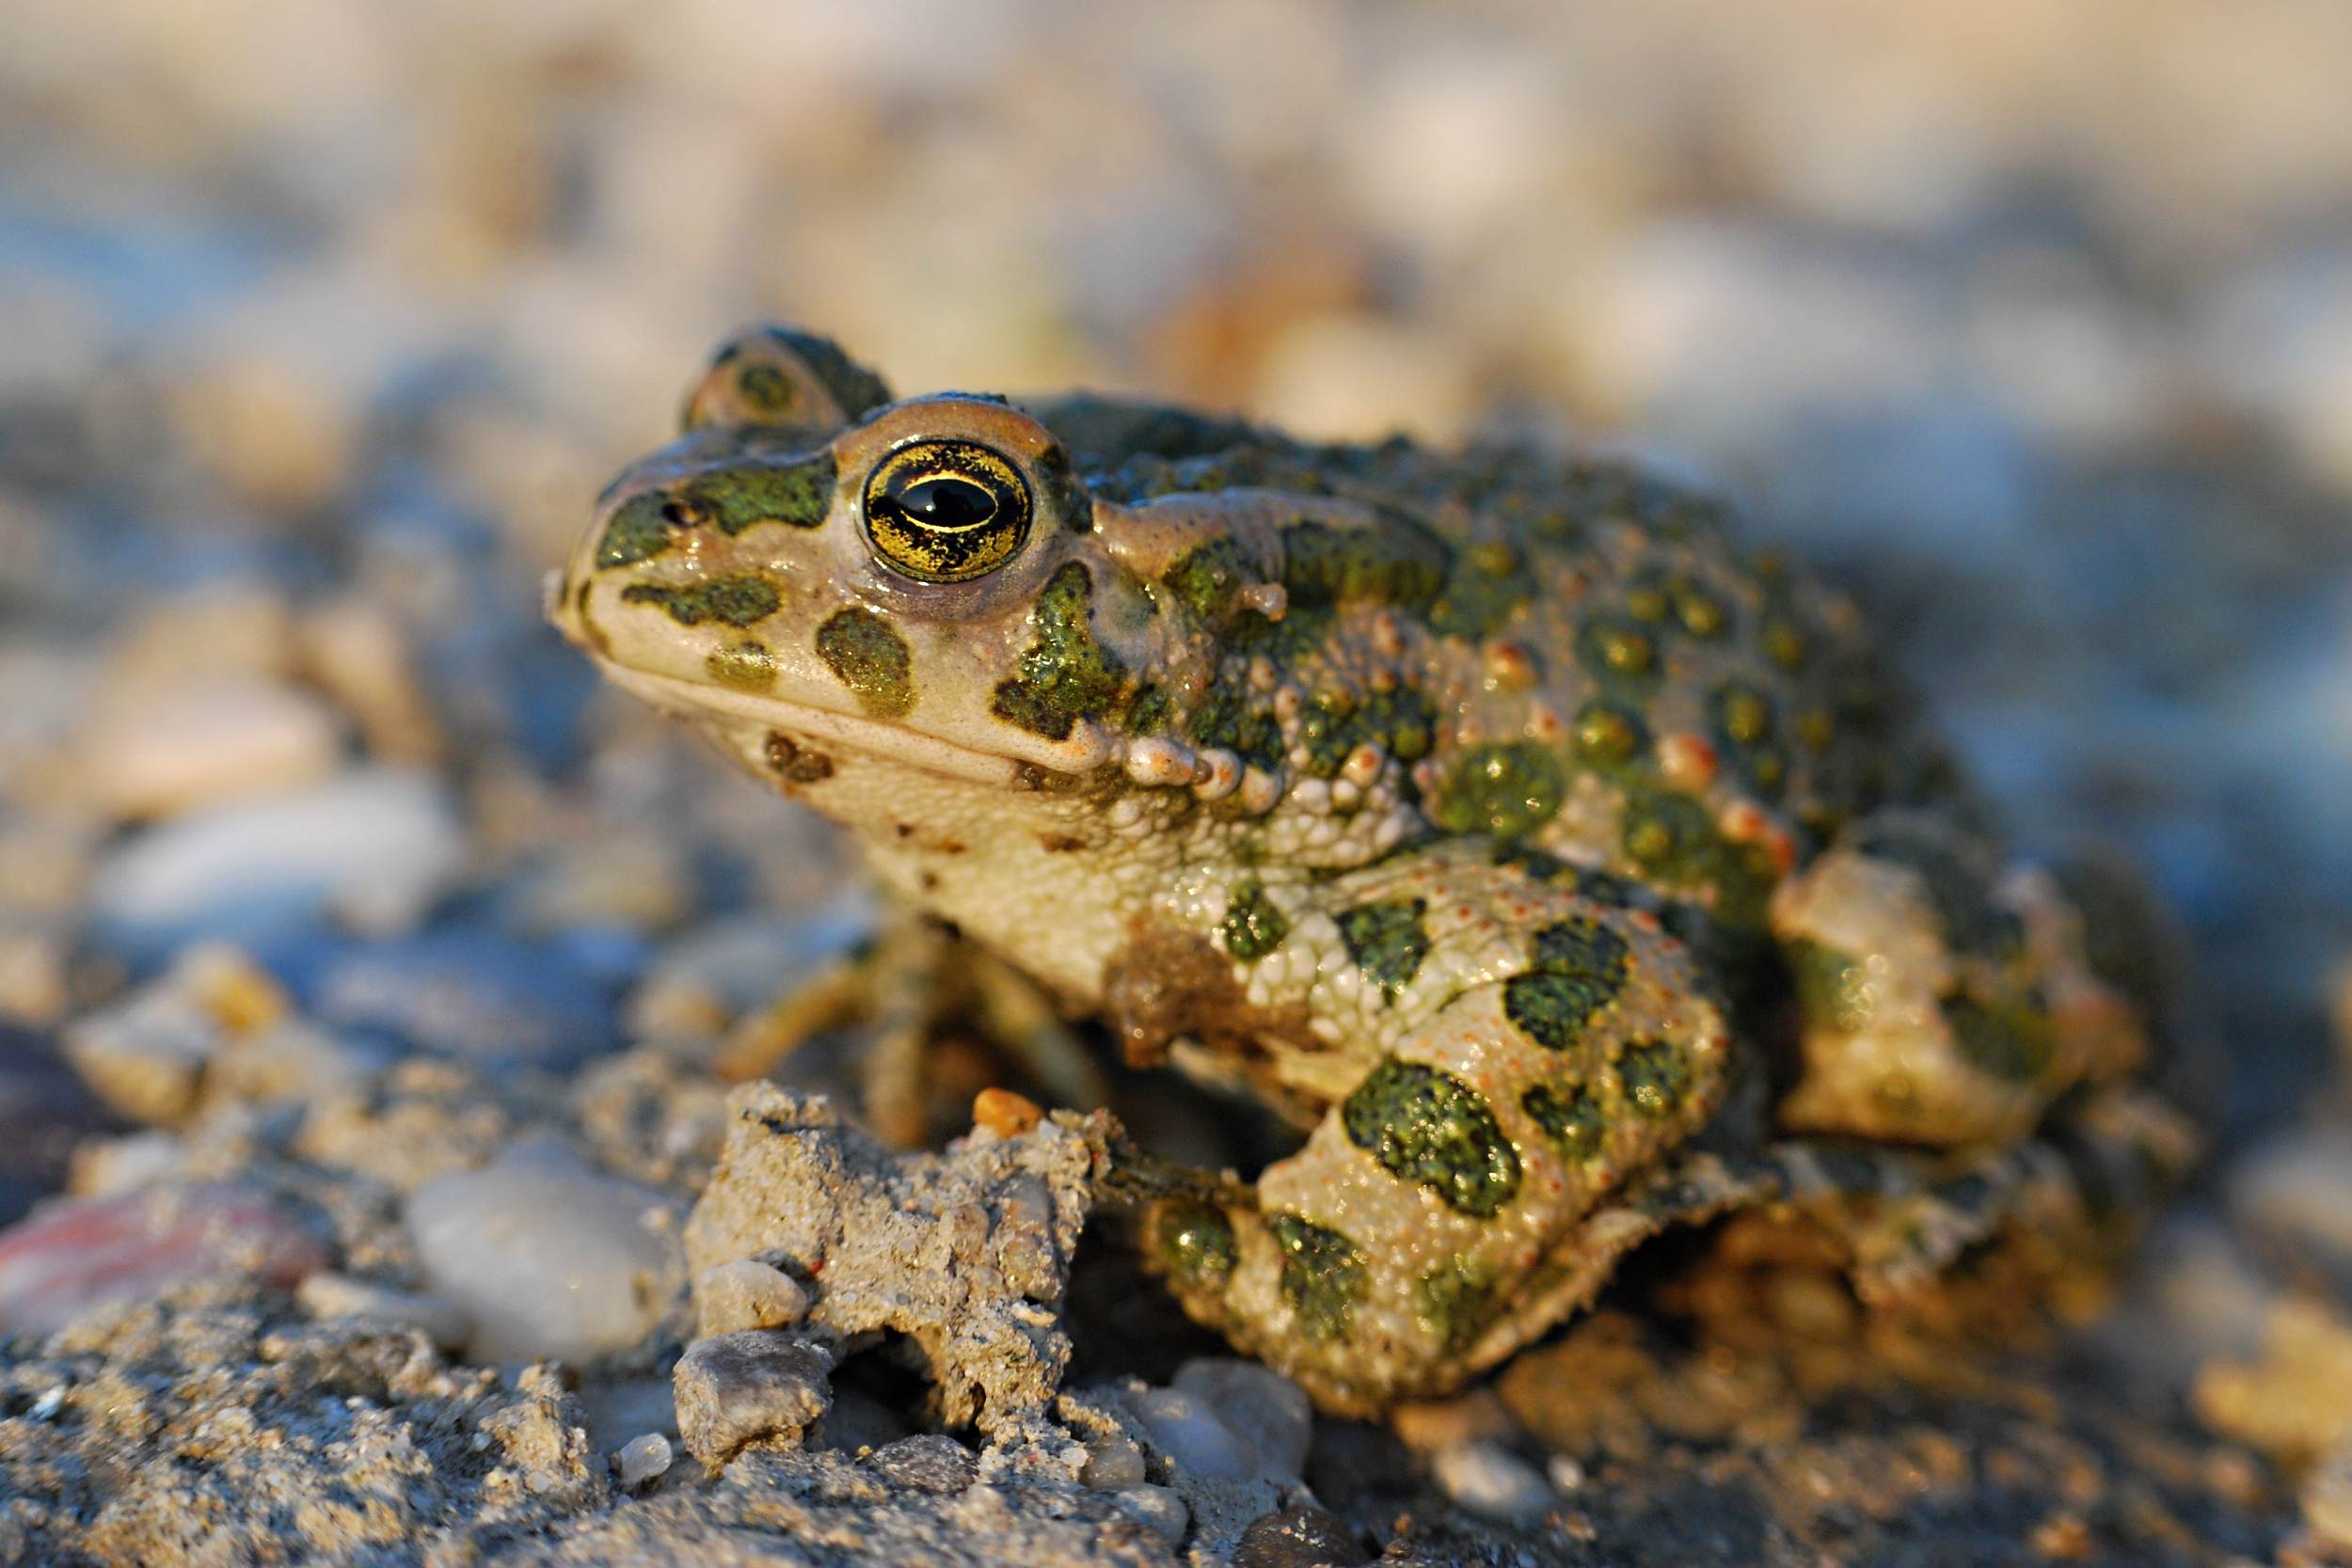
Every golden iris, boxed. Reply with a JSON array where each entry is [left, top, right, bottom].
[[860, 439, 1032, 583]]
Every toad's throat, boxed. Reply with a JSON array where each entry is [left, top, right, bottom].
[[589, 658, 1112, 785]]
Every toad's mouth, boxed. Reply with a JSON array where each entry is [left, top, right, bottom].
[[588, 657, 1114, 786]]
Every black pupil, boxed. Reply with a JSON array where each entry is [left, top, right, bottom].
[[891, 475, 995, 531]]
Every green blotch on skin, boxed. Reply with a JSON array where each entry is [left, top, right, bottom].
[[1155, 1202, 1237, 1281], [1944, 993, 2058, 1084], [815, 608, 914, 718], [1711, 683, 1776, 746], [1186, 688, 1284, 772], [1220, 881, 1290, 960], [596, 492, 675, 568], [1267, 1212, 1367, 1345], [1297, 686, 1438, 779], [1505, 972, 1617, 1053], [1343, 1058, 1522, 1217], [1629, 568, 1732, 641], [620, 575, 780, 626], [1614, 780, 1780, 927], [701, 451, 837, 534], [1428, 540, 1533, 641], [1416, 1258, 1496, 1351], [1162, 537, 1257, 623], [1709, 684, 1787, 800], [1279, 517, 1449, 613], [1335, 897, 1431, 1005], [1620, 788, 1716, 873], [1576, 612, 1659, 681], [1533, 914, 1631, 976], [1522, 1082, 1607, 1160], [1761, 612, 1809, 670], [1125, 684, 1173, 736], [1572, 700, 1649, 770], [1503, 916, 1631, 1052], [992, 562, 1132, 740], [1617, 1040, 1693, 1119], [735, 363, 798, 419], [1788, 938, 1873, 1032], [1433, 741, 1565, 839], [707, 640, 779, 692]]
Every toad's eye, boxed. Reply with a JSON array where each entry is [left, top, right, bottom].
[[860, 439, 1032, 583]]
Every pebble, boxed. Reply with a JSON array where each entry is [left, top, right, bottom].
[[62, 985, 221, 1126], [89, 768, 465, 959], [310, 930, 613, 1069], [1129, 1387, 1262, 1481], [672, 1330, 834, 1467], [1173, 1357, 1313, 1480], [626, 903, 875, 1048], [0, 927, 70, 1027], [2304, 1439, 2352, 1552], [1232, 1504, 1374, 1568], [294, 1271, 472, 1349], [1430, 1439, 1554, 1527], [613, 1433, 674, 1492], [865, 1433, 977, 1494], [68, 1131, 187, 1199], [2229, 1127, 2352, 1271], [72, 678, 342, 821], [405, 1140, 681, 1365], [0, 1183, 329, 1335], [1104, 1482, 1190, 1545], [1079, 1436, 1149, 1488], [694, 1258, 811, 1336]]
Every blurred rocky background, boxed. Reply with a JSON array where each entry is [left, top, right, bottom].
[[6, 3, 2352, 1563]]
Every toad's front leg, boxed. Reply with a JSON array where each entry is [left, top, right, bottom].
[[1130, 847, 1736, 1415]]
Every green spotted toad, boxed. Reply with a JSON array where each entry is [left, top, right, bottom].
[[551, 325, 2194, 1415]]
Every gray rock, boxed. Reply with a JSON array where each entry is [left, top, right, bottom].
[[1233, 1504, 1374, 1568], [673, 1329, 834, 1467], [1431, 1438, 1553, 1526], [90, 768, 464, 955], [694, 1257, 810, 1335], [1104, 1482, 1189, 1545], [614, 1432, 674, 1492], [1130, 1386, 1262, 1481], [405, 1139, 681, 1365], [71, 677, 341, 821], [682, 1083, 1108, 1438], [866, 1433, 978, 1494], [1174, 1356, 1313, 1480]]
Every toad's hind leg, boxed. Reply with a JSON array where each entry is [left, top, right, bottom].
[[1136, 860, 1738, 1416], [1752, 1082, 2198, 1306], [1768, 811, 2159, 1150]]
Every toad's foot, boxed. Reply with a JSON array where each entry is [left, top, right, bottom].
[[719, 910, 1106, 1147]]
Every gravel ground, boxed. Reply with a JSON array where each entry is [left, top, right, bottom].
[[5, 3, 2352, 1562]]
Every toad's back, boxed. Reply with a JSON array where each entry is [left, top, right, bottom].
[[1041, 399, 1951, 925]]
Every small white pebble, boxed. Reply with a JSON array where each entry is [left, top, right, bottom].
[[1131, 1387, 1259, 1481], [1172, 1358, 1312, 1480], [1545, 1452, 1585, 1493], [1106, 1482, 1189, 1544], [1433, 1439, 1553, 1526], [614, 1433, 673, 1491], [1080, 1436, 1149, 1487], [695, 1258, 811, 1335]]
